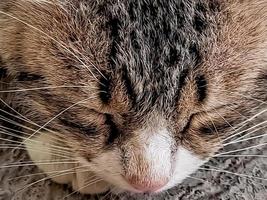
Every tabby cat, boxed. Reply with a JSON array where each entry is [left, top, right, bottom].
[[0, 0, 266, 196]]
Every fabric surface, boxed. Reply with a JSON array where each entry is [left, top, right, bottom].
[[0, 120, 266, 200]]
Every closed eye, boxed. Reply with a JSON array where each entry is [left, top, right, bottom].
[[199, 122, 233, 135], [180, 108, 232, 135], [59, 118, 97, 135]]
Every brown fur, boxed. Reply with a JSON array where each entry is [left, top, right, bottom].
[[0, 0, 266, 194]]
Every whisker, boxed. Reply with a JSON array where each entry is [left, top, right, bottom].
[[223, 117, 267, 142], [226, 108, 267, 138], [212, 107, 236, 132], [187, 175, 206, 182], [229, 125, 267, 144], [5, 158, 76, 165], [0, 102, 69, 143], [0, 111, 98, 151], [200, 165, 267, 182], [0, 124, 71, 148], [0, 124, 33, 136], [0, 130, 73, 155], [232, 92, 267, 105], [0, 141, 72, 159], [223, 132, 267, 146], [215, 143, 267, 156], [101, 188, 114, 200], [0, 161, 78, 169], [0, 116, 76, 150], [201, 105, 224, 145], [0, 146, 71, 159], [19, 95, 97, 148], [62, 177, 103, 199], [215, 89, 267, 105], [8, 168, 74, 181], [213, 154, 267, 158], [0, 115, 39, 133], [0, 97, 43, 128], [7, 162, 102, 181], [15, 170, 78, 195], [224, 103, 250, 121], [0, 143, 72, 159], [0, 10, 102, 81], [14, 163, 96, 195], [0, 85, 96, 93]]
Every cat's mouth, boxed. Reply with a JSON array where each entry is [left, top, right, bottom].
[[78, 159, 171, 195], [85, 171, 167, 194]]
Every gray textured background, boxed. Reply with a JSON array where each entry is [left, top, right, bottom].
[[0, 118, 266, 200]]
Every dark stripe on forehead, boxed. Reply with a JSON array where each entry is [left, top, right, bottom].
[[99, 75, 112, 104], [208, 0, 222, 12], [174, 68, 190, 104], [103, 0, 220, 111], [189, 43, 202, 67], [121, 66, 137, 104], [107, 17, 122, 69], [195, 74, 207, 102], [194, 3, 209, 34]]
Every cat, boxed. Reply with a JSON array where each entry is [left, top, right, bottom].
[[0, 0, 266, 196]]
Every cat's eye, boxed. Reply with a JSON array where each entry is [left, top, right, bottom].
[[199, 123, 232, 135], [59, 118, 97, 135]]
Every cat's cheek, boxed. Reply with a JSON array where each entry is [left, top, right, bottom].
[[157, 147, 207, 192], [24, 131, 75, 184], [25, 132, 112, 194]]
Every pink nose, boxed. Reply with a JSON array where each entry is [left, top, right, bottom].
[[127, 177, 168, 192]]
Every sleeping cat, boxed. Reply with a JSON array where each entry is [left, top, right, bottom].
[[0, 0, 266, 195]]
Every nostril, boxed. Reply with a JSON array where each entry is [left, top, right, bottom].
[[127, 177, 168, 192]]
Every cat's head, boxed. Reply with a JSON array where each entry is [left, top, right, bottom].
[[2, 0, 266, 194]]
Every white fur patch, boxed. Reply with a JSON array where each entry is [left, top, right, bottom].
[[142, 128, 173, 178], [80, 129, 205, 193], [27, 131, 206, 194], [86, 128, 175, 192], [158, 147, 206, 192]]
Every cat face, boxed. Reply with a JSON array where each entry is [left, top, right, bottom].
[[1, 0, 266, 194]]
